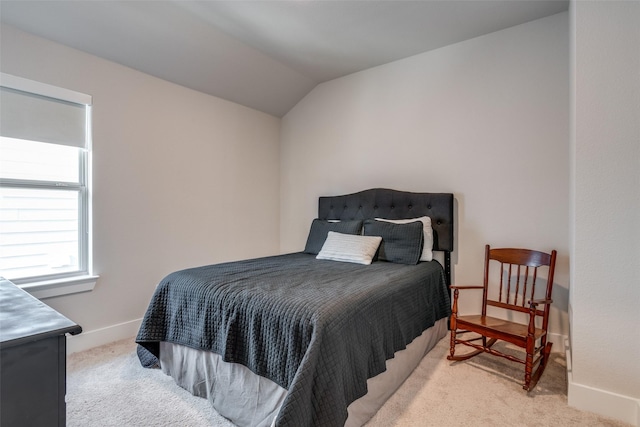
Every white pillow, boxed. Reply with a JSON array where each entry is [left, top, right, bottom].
[[316, 232, 382, 265], [375, 216, 433, 262]]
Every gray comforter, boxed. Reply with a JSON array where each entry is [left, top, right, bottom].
[[136, 252, 450, 427]]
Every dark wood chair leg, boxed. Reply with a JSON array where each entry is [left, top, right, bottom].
[[526, 341, 553, 391], [524, 353, 534, 390], [448, 289, 459, 359], [449, 329, 457, 359], [523, 304, 537, 390]]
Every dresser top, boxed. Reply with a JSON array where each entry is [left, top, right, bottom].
[[0, 277, 82, 348]]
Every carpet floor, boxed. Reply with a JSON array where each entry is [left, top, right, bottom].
[[66, 337, 630, 426]]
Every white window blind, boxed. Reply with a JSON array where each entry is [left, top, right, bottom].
[[0, 87, 87, 147], [0, 73, 92, 285]]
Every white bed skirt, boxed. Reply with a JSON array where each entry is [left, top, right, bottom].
[[160, 317, 448, 427]]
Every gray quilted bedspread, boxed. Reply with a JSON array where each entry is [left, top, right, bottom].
[[136, 252, 450, 427]]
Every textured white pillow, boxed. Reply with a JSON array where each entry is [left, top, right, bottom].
[[316, 232, 382, 265], [375, 216, 434, 261]]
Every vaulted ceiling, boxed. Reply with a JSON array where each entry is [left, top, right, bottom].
[[0, 1, 568, 117]]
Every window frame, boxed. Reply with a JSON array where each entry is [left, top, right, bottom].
[[0, 73, 96, 298]]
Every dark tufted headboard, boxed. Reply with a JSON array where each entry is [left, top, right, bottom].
[[318, 188, 454, 285]]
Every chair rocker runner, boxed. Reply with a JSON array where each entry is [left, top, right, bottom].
[[448, 245, 557, 391]]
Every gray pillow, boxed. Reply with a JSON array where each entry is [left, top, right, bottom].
[[303, 219, 363, 255], [363, 219, 424, 265]]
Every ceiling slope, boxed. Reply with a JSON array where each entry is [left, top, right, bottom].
[[0, 1, 568, 117]]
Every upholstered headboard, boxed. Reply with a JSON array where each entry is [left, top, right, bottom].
[[318, 188, 454, 285]]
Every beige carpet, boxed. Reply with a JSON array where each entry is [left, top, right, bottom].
[[67, 337, 629, 427]]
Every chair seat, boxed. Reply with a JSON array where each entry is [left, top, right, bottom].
[[456, 315, 546, 345]]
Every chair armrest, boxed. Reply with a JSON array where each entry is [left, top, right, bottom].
[[528, 298, 553, 307], [450, 285, 484, 290]]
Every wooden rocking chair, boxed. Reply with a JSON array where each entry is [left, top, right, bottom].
[[448, 245, 557, 391]]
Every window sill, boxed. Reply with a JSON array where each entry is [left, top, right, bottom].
[[19, 275, 99, 299]]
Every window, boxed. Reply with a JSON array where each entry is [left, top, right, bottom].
[[0, 73, 95, 297]]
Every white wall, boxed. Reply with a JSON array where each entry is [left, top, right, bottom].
[[0, 25, 281, 349], [281, 13, 570, 340], [570, 1, 640, 424]]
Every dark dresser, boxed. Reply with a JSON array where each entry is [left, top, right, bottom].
[[0, 277, 82, 427]]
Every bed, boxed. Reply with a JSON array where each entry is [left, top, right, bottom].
[[136, 188, 454, 427]]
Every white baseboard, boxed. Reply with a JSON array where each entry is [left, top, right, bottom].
[[565, 338, 640, 426], [66, 318, 142, 355]]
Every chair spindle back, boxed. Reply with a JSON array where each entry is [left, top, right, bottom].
[[482, 245, 556, 319]]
